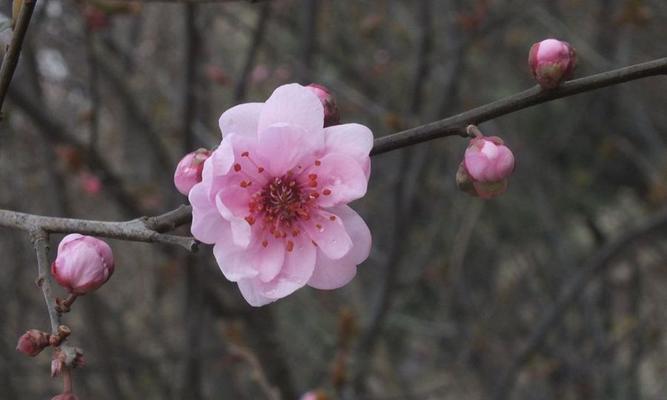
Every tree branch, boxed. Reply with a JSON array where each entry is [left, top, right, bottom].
[[0, 206, 196, 251], [372, 57, 667, 156], [0, 0, 37, 117], [30, 229, 60, 334]]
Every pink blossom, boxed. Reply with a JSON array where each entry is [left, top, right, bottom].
[[16, 329, 50, 357], [307, 83, 340, 127], [51, 234, 114, 295], [457, 135, 515, 199], [174, 148, 212, 195], [189, 83, 372, 306], [528, 38, 576, 89]]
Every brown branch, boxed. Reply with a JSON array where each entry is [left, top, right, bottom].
[[30, 229, 60, 334], [372, 56, 667, 156], [0, 206, 196, 251], [0, 0, 37, 117]]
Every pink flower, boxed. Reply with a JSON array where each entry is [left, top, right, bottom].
[[174, 148, 212, 196], [190, 83, 372, 306], [457, 134, 515, 199], [307, 83, 340, 127], [51, 234, 114, 295], [16, 329, 50, 357], [528, 38, 576, 89]]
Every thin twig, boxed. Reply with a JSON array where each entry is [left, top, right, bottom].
[[0, 206, 196, 251], [372, 57, 667, 155], [29, 229, 60, 334], [0, 0, 37, 117], [233, 2, 271, 102]]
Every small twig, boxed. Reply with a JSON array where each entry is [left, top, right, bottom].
[[0, 0, 37, 117], [372, 57, 667, 155], [1, 207, 197, 251], [29, 229, 60, 334]]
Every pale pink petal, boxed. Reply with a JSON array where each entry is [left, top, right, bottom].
[[213, 236, 259, 282], [254, 237, 286, 282], [324, 123, 373, 177], [189, 183, 226, 244], [57, 233, 84, 254], [257, 123, 323, 176], [311, 153, 368, 208], [215, 194, 251, 248], [464, 148, 490, 182], [301, 209, 352, 260], [202, 138, 235, 180], [237, 279, 275, 307], [258, 84, 324, 135], [308, 205, 371, 290], [218, 102, 263, 138], [493, 146, 515, 179]]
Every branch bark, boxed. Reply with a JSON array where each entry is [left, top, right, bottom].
[[372, 57, 667, 156], [0, 0, 37, 117]]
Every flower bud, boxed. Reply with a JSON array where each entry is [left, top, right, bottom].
[[16, 329, 50, 357], [458, 134, 515, 199], [300, 391, 329, 400], [51, 234, 114, 295], [307, 83, 340, 127], [174, 148, 212, 195], [528, 38, 576, 89], [51, 394, 79, 400]]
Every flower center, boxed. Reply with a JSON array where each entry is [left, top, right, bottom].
[[260, 176, 307, 224]]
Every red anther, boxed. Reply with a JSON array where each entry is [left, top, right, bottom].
[[258, 167, 265, 173], [234, 163, 242, 172], [316, 224, 322, 230], [323, 189, 332, 196], [241, 151, 249, 157], [262, 240, 269, 248], [309, 181, 318, 188], [315, 160, 321, 166], [245, 215, 256, 225], [292, 229, 300, 237], [286, 241, 294, 252], [308, 174, 318, 180], [329, 215, 336, 221]]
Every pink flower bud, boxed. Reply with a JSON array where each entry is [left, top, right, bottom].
[[51, 394, 79, 400], [16, 329, 50, 357], [174, 148, 212, 195], [458, 135, 515, 199], [307, 83, 340, 127], [51, 234, 114, 295], [528, 38, 576, 89], [300, 391, 328, 400]]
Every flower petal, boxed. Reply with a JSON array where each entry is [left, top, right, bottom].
[[324, 123, 373, 177], [219, 102, 263, 138], [301, 209, 352, 260], [189, 182, 226, 244], [257, 123, 323, 176], [308, 205, 371, 290], [258, 83, 324, 135], [215, 194, 251, 248], [213, 236, 259, 282], [311, 153, 368, 208]]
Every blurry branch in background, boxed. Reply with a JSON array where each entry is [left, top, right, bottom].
[[491, 207, 667, 400], [0, 0, 36, 117], [233, 2, 271, 102]]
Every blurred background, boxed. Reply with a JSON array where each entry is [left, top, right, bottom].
[[1, 0, 667, 399]]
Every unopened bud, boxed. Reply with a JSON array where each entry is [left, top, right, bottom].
[[174, 148, 212, 196], [457, 127, 515, 199], [307, 83, 340, 128], [528, 38, 576, 89], [16, 329, 50, 357], [52, 347, 85, 377], [51, 234, 114, 295]]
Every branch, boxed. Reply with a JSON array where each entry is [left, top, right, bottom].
[[0, 0, 37, 117], [0, 205, 196, 251], [30, 229, 60, 334], [372, 57, 667, 155]]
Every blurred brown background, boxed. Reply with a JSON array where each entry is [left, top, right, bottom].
[[1, 0, 667, 399]]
